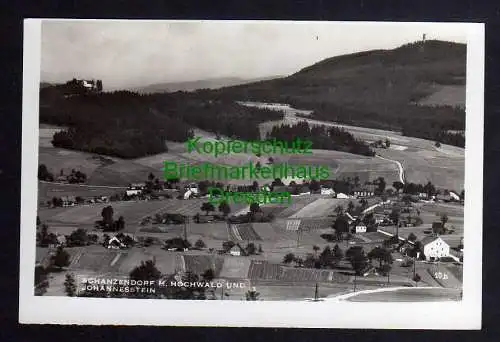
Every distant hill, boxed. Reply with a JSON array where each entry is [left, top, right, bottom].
[[206, 40, 466, 145], [133, 76, 284, 94]]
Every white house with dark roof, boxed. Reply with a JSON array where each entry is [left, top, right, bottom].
[[227, 244, 246, 256], [422, 236, 450, 261]]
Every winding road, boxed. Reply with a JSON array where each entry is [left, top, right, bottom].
[[375, 155, 405, 184]]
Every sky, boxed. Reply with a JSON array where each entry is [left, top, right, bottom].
[[40, 20, 468, 90]]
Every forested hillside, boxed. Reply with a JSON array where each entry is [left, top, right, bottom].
[[205, 40, 466, 146], [40, 83, 284, 158]]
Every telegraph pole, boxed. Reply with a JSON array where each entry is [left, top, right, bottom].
[[353, 273, 357, 293], [296, 227, 302, 247], [314, 283, 319, 301]]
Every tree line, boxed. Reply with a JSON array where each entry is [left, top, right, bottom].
[[40, 84, 283, 158], [267, 121, 375, 157]]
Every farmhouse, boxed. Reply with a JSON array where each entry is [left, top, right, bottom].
[[320, 187, 335, 195], [126, 189, 142, 197], [336, 193, 349, 199], [130, 183, 146, 190], [107, 236, 126, 249], [353, 184, 376, 198], [449, 191, 461, 201], [421, 236, 450, 261], [61, 196, 76, 207], [227, 244, 246, 256], [354, 224, 367, 233]]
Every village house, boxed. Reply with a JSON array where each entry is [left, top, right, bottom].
[[320, 187, 335, 195], [107, 236, 126, 249], [354, 224, 367, 233], [449, 191, 461, 201], [126, 189, 141, 197], [336, 192, 349, 199], [421, 236, 450, 261], [353, 184, 377, 198], [227, 244, 246, 256], [61, 196, 76, 207], [130, 183, 146, 190]]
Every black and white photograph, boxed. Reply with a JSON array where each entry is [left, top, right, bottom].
[[19, 19, 484, 328]]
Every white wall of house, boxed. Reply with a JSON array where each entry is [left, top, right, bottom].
[[355, 225, 367, 233], [229, 250, 241, 256], [126, 190, 141, 196], [423, 238, 450, 260]]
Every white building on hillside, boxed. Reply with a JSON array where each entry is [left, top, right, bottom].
[[355, 224, 367, 233], [321, 187, 335, 195], [422, 236, 450, 261]]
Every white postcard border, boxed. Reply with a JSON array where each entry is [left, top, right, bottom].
[[19, 19, 484, 329]]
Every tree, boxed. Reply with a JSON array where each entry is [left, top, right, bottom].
[[249, 202, 261, 217], [252, 181, 259, 192], [354, 176, 360, 187], [101, 205, 114, 227], [246, 243, 257, 256], [347, 201, 355, 213], [64, 273, 77, 297], [38, 164, 54, 181], [334, 205, 344, 216], [245, 287, 260, 301], [385, 138, 391, 148], [312, 245, 320, 256], [309, 179, 321, 192], [435, 141, 441, 148], [201, 202, 215, 215], [389, 209, 400, 227], [129, 260, 162, 282], [38, 224, 49, 246], [50, 246, 70, 270], [195, 239, 206, 249], [258, 244, 263, 254], [34, 265, 49, 296], [333, 215, 349, 241], [96, 79, 103, 92], [375, 177, 386, 194], [332, 244, 344, 264], [440, 214, 449, 228], [393, 181, 404, 193], [117, 216, 125, 230], [218, 201, 231, 217], [367, 246, 393, 269], [460, 189, 465, 200], [202, 268, 215, 282], [283, 253, 295, 264], [346, 247, 369, 275], [66, 228, 89, 247], [304, 253, 319, 268], [318, 246, 333, 268], [408, 232, 417, 242], [271, 178, 285, 189]]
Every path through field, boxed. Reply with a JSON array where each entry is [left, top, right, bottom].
[[375, 155, 405, 183]]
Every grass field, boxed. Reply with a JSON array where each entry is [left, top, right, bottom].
[[38, 181, 126, 203], [290, 198, 348, 218], [376, 146, 464, 191], [417, 85, 465, 108], [341, 287, 461, 302], [40, 198, 246, 234]]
